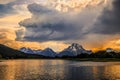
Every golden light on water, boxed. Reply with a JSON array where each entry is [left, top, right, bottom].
[[1, 60, 120, 80]]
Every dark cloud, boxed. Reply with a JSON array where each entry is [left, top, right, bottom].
[[19, 19, 84, 41], [19, 3, 101, 42], [19, 3, 86, 41], [0, 3, 16, 17], [92, 0, 120, 34]]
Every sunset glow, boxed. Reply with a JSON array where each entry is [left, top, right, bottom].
[[0, 0, 119, 52]]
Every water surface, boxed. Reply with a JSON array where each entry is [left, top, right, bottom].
[[0, 60, 120, 80]]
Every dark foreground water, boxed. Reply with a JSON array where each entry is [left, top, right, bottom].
[[0, 60, 120, 80]]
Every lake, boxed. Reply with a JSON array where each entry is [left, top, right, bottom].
[[0, 60, 120, 80]]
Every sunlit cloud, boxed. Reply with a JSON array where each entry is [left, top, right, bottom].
[[19, 0, 106, 42], [0, 0, 120, 51]]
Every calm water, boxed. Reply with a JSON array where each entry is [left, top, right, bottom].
[[0, 60, 120, 80]]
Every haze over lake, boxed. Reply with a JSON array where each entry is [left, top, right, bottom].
[[0, 60, 120, 80]]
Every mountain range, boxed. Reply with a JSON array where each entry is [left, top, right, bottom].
[[0, 43, 119, 59], [20, 43, 93, 57], [0, 44, 45, 59]]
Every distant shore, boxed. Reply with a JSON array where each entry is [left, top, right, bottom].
[[1, 58, 120, 62], [64, 58, 120, 62]]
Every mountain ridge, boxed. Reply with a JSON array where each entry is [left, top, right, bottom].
[[0, 44, 45, 59], [20, 43, 93, 57], [0, 43, 119, 59]]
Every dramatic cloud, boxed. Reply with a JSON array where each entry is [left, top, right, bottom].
[[92, 0, 120, 34], [19, 0, 106, 42], [2, 0, 120, 51]]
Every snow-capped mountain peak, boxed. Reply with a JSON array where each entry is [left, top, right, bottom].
[[63, 43, 85, 55], [58, 43, 92, 57], [66, 43, 85, 52], [20, 47, 56, 57], [20, 47, 34, 54], [71, 43, 84, 50], [20, 43, 92, 57]]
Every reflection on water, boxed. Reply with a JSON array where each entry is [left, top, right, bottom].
[[0, 60, 120, 80]]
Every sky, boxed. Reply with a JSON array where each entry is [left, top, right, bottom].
[[0, 0, 120, 51]]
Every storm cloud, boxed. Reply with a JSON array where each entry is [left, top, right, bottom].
[[92, 0, 120, 34], [19, 1, 105, 42]]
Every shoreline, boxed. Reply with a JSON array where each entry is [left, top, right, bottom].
[[1, 58, 120, 62], [63, 58, 120, 62]]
